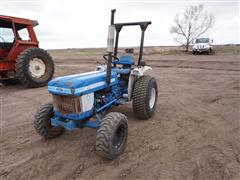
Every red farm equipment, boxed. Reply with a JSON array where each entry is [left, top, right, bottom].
[[0, 15, 54, 87]]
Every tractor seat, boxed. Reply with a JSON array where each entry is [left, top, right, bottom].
[[113, 55, 134, 65], [112, 55, 134, 75]]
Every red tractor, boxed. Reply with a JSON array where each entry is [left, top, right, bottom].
[[0, 15, 54, 87]]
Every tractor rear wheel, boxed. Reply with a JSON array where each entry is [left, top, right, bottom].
[[96, 112, 128, 159], [34, 102, 64, 139], [16, 47, 54, 88], [132, 75, 158, 119]]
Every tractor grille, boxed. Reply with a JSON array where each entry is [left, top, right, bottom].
[[52, 94, 81, 114]]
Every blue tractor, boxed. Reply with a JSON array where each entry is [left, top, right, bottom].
[[34, 9, 158, 159]]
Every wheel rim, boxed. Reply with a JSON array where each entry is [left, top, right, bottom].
[[113, 124, 126, 149], [29, 58, 46, 78], [149, 88, 156, 109]]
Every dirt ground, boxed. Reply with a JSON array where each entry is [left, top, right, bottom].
[[0, 52, 240, 180]]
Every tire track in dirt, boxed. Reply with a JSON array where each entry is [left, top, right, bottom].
[[169, 86, 240, 180]]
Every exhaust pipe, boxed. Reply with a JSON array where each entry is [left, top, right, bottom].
[[106, 9, 116, 84]]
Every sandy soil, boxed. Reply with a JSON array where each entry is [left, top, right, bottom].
[[0, 53, 240, 180]]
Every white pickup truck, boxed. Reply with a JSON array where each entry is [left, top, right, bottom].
[[192, 38, 213, 54]]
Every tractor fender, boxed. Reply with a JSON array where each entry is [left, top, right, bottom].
[[128, 66, 152, 101]]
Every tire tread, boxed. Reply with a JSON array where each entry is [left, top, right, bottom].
[[34, 102, 63, 139], [96, 112, 128, 159], [15, 47, 54, 88], [132, 75, 157, 119]]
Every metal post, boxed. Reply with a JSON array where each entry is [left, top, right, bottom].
[[106, 53, 112, 84], [106, 9, 116, 84], [138, 30, 145, 66], [111, 9, 116, 24]]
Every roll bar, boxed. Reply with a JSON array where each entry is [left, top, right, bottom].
[[106, 9, 151, 84], [113, 21, 151, 65]]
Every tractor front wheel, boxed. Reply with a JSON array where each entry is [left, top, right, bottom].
[[132, 75, 158, 119], [16, 47, 54, 88], [96, 112, 128, 159], [34, 102, 64, 139]]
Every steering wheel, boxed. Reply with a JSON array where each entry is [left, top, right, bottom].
[[0, 36, 6, 49], [103, 54, 119, 64]]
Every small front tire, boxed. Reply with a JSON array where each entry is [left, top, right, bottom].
[[96, 112, 128, 160], [34, 102, 64, 139]]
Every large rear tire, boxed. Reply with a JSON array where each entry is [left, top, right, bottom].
[[16, 47, 54, 88], [96, 112, 128, 159], [132, 75, 158, 119], [34, 102, 64, 139]]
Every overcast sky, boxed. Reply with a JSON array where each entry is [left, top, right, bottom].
[[0, 0, 239, 49]]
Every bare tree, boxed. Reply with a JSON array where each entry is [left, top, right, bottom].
[[170, 4, 215, 51]]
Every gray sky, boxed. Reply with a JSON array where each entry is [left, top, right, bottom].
[[0, 0, 239, 49]]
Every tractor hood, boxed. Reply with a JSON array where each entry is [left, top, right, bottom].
[[48, 70, 118, 96]]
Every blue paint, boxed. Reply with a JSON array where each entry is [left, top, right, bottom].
[[113, 55, 134, 65], [48, 57, 135, 131], [84, 121, 98, 129], [48, 71, 118, 96], [51, 117, 77, 131], [112, 68, 130, 75], [96, 98, 119, 112]]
